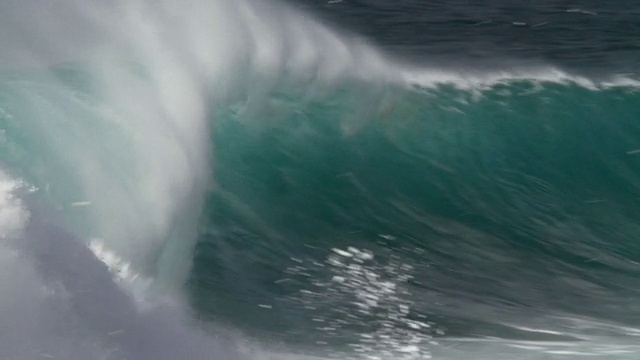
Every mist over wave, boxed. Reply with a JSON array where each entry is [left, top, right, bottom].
[[0, 0, 395, 284]]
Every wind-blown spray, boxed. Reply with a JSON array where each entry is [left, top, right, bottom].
[[0, 0, 400, 358]]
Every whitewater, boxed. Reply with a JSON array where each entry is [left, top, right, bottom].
[[1, 0, 640, 359]]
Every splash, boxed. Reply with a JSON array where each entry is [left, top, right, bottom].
[[0, 0, 401, 288], [284, 246, 435, 359], [0, 173, 30, 239]]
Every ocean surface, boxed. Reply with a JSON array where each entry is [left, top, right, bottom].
[[0, 0, 639, 359]]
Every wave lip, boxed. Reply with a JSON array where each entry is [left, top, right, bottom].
[[398, 66, 640, 90]]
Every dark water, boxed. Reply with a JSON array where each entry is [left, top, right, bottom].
[[288, 0, 640, 73], [0, 0, 640, 359]]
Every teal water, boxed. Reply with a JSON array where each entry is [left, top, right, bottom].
[[1, 0, 640, 358], [190, 80, 640, 353]]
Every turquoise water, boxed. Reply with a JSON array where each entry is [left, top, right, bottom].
[[191, 80, 640, 352], [1, 0, 640, 359]]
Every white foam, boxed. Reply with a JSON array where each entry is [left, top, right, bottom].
[[287, 246, 434, 360], [0, 172, 30, 239], [398, 66, 640, 91]]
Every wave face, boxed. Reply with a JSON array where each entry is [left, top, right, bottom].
[[190, 80, 640, 358], [1, 0, 640, 359]]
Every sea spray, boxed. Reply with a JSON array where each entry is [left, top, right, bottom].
[[0, 0, 402, 288]]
